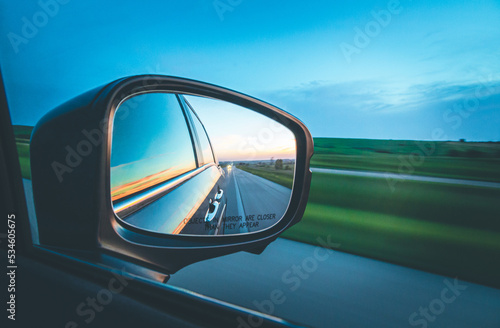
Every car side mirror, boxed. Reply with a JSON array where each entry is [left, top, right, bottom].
[[111, 92, 296, 236], [30, 75, 313, 275]]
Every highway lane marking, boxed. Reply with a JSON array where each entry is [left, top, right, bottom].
[[215, 203, 227, 235], [233, 168, 249, 233]]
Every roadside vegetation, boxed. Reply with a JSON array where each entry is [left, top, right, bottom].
[[13, 125, 32, 179], [14, 125, 500, 287], [283, 172, 500, 287], [235, 137, 500, 287], [237, 162, 294, 189], [312, 137, 500, 182]]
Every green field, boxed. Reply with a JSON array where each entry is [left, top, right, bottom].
[[238, 164, 294, 189], [13, 125, 32, 179], [236, 137, 500, 287], [282, 173, 500, 287], [13, 125, 500, 287], [313, 137, 500, 182]]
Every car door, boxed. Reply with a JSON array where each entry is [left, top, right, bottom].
[[177, 95, 227, 235], [110, 92, 226, 236]]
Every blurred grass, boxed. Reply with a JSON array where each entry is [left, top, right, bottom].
[[12, 125, 33, 141], [13, 125, 32, 180], [237, 164, 294, 189], [281, 173, 500, 287], [13, 125, 500, 286], [16, 142, 31, 179], [313, 138, 500, 182], [238, 138, 500, 287]]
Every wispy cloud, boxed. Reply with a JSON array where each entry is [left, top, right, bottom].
[[263, 78, 500, 140], [268, 78, 500, 113]]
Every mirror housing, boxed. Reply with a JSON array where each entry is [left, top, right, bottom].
[[30, 75, 313, 274]]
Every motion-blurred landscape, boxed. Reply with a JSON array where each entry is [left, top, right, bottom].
[[14, 125, 500, 287], [284, 138, 500, 288]]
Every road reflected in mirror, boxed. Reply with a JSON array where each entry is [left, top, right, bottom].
[[110, 93, 296, 236]]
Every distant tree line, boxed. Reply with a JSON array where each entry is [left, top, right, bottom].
[[447, 149, 500, 158]]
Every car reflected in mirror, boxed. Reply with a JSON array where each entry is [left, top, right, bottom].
[[110, 93, 296, 236]]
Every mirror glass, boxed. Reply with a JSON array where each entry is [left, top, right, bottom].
[[110, 92, 296, 236]]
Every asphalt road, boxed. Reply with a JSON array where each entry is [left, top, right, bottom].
[[223, 166, 292, 234], [22, 178, 500, 327], [311, 167, 500, 189], [169, 238, 500, 328]]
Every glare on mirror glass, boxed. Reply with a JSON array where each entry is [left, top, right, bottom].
[[110, 92, 296, 236]]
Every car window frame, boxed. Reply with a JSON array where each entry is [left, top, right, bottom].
[[178, 95, 217, 166], [0, 69, 33, 254]]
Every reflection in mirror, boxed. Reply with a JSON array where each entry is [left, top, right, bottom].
[[110, 92, 296, 236]]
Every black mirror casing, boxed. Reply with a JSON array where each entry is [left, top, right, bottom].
[[30, 75, 313, 274]]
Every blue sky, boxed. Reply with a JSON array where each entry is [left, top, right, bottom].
[[1, 0, 499, 140], [185, 95, 296, 161]]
